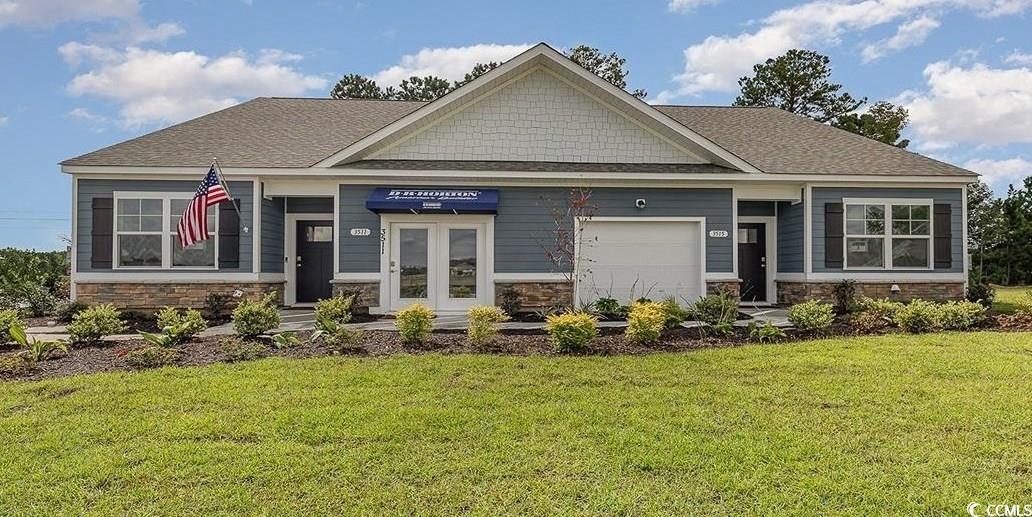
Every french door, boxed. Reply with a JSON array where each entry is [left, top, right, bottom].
[[389, 222, 485, 312]]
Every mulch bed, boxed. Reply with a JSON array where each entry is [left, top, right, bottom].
[[2, 313, 1028, 382]]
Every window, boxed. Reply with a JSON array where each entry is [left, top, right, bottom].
[[844, 199, 931, 269], [114, 194, 218, 269]]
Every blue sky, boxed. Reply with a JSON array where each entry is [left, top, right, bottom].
[[2, 0, 1031, 250]]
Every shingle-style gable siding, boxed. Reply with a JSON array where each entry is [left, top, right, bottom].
[[76, 179, 254, 273], [374, 70, 701, 164]]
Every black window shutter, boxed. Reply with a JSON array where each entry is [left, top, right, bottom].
[[824, 202, 844, 269], [219, 200, 241, 269], [934, 203, 952, 269], [91, 197, 113, 269]]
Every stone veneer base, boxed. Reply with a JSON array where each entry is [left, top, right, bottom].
[[776, 281, 966, 305], [74, 282, 284, 310]]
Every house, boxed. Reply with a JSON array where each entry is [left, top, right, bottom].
[[61, 43, 976, 313]]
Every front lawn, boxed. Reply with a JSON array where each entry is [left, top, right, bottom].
[[993, 285, 1032, 314], [2, 332, 1030, 515]]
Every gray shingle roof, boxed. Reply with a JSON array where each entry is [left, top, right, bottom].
[[62, 97, 975, 177], [654, 105, 974, 177]]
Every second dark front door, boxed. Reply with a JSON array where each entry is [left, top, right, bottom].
[[296, 221, 334, 303], [738, 222, 767, 302]]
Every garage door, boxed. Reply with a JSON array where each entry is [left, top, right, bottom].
[[577, 219, 704, 304]]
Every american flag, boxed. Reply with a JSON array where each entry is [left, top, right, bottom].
[[177, 166, 229, 248]]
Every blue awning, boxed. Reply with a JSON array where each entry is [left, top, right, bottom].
[[365, 188, 499, 214]]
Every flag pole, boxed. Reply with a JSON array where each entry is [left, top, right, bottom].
[[211, 157, 249, 234]]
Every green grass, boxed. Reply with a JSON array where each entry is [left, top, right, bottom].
[[2, 333, 1031, 515], [992, 286, 1032, 314]]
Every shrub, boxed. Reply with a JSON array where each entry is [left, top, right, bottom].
[[856, 297, 904, 319], [500, 286, 522, 317], [232, 293, 280, 339], [139, 331, 177, 348], [965, 280, 995, 309], [396, 303, 434, 345], [156, 307, 207, 344], [692, 290, 738, 326], [314, 317, 364, 352], [0, 353, 33, 376], [625, 302, 666, 345], [220, 338, 268, 362], [546, 312, 597, 353], [710, 321, 735, 337], [8, 324, 68, 362], [788, 300, 835, 330], [1015, 292, 1032, 316], [124, 346, 179, 369], [850, 311, 890, 334], [271, 331, 301, 349], [893, 300, 941, 333], [53, 300, 88, 323], [832, 279, 857, 313], [593, 297, 622, 320], [314, 294, 355, 325], [19, 284, 57, 318], [0, 309, 24, 343], [204, 292, 233, 319], [936, 300, 987, 330], [467, 305, 509, 347], [658, 298, 689, 329], [749, 321, 786, 343], [68, 304, 127, 345]]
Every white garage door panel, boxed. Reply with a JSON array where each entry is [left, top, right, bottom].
[[578, 220, 704, 304]]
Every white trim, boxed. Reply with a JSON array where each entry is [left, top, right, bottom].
[[841, 198, 934, 271], [739, 215, 777, 304], [803, 272, 966, 282], [252, 180, 261, 274], [333, 186, 340, 278], [111, 191, 219, 271], [572, 216, 707, 307], [704, 272, 740, 281], [63, 167, 977, 185], [70, 176, 79, 301], [962, 183, 969, 288], [804, 184, 813, 274], [333, 273, 380, 282], [73, 272, 284, 283], [731, 185, 739, 278], [493, 272, 568, 282], [284, 212, 334, 306]]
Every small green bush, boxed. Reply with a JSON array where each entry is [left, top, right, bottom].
[[965, 280, 995, 308], [124, 346, 180, 369], [500, 287, 522, 317], [395, 303, 434, 345], [68, 304, 127, 345], [692, 290, 738, 326], [832, 280, 857, 313], [0, 353, 34, 376], [856, 297, 904, 319], [546, 311, 598, 353], [0, 309, 25, 343], [232, 293, 281, 339], [19, 284, 57, 317], [467, 305, 509, 347], [658, 298, 689, 329], [893, 300, 941, 333], [52, 300, 88, 323], [850, 311, 890, 334], [156, 307, 207, 344], [936, 300, 987, 330], [625, 302, 666, 345], [593, 297, 622, 320], [749, 321, 787, 343], [788, 300, 835, 330], [314, 317, 364, 352], [1015, 292, 1032, 316], [220, 338, 268, 362], [271, 331, 301, 349], [314, 295, 355, 325]]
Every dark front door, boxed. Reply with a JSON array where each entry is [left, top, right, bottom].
[[738, 223, 767, 302], [296, 221, 334, 303]]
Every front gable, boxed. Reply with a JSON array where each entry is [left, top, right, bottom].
[[371, 68, 700, 163]]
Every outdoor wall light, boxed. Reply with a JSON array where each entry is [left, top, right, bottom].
[[890, 284, 901, 293], [635, 198, 647, 209]]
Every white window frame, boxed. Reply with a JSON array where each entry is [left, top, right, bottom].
[[842, 197, 933, 271], [112, 191, 219, 270]]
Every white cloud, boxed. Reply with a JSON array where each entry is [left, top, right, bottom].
[[0, 0, 137, 26], [902, 60, 1032, 147], [58, 41, 121, 66], [963, 157, 1032, 190], [668, 0, 722, 12], [861, 15, 940, 63], [1004, 51, 1032, 65], [659, 0, 1032, 99], [371, 43, 532, 86], [65, 46, 328, 127], [0, 115, 8, 126]]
